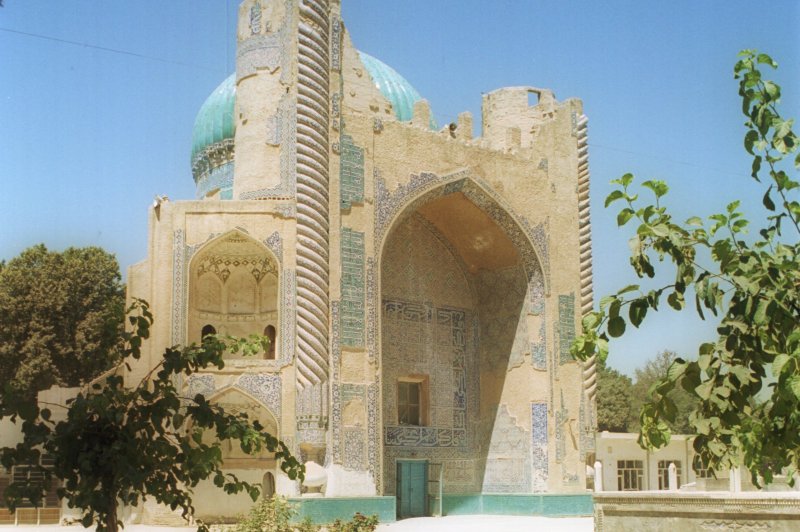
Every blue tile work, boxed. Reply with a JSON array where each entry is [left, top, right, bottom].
[[555, 390, 568, 463], [330, 302, 343, 464], [382, 300, 468, 448], [529, 268, 545, 314], [531, 316, 547, 371], [440, 494, 592, 517], [367, 380, 380, 490], [339, 134, 364, 209], [365, 258, 377, 363], [264, 231, 283, 265], [172, 229, 186, 346], [381, 296, 478, 495], [237, 374, 282, 418], [280, 269, 296, 365], [195, 160, 234, 199], [384, 426, 467, 447], [186, 375, 215, 399], [296, 382, 327, 447], [531, 402, 548, 492], [289, 496, 396, 525], [330, 15, 341, 71], [340, 228, 365, 347], [343, 427, 366, 471], [558, 294, 576, 365]]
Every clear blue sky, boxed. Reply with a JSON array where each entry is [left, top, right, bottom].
[[1, 1, 798, 376]]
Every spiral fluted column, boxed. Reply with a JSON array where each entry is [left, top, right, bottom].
[[295, 0, 331, 390], [577, 114, 597, 401]]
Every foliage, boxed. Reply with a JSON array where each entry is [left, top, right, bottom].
[[628, 351, 701, 434], [596, 358, 635, 432], [234, 496, 314, 532], [0, 244, 125, 396], [0, 300, 303, 532], [233, 497, 377, 532], [328, 512, 379, 532], [572, 50, 800, 485]]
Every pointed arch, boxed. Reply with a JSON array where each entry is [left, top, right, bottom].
[[187, 229, 280, 350], [376, 171, 548, 293], [203, 386, 280, 468]]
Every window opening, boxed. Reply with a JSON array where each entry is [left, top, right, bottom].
[[264, 325, 276, 359], [262, 471, 275, 498], [616, 460, 644, 491], [398, 381, 422, 426], [201, 324, 216, 339]]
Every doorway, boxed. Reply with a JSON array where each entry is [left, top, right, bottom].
[[396, 460, 428, 519]]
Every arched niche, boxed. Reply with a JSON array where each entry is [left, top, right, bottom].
[[378, 179, 545, 496], [203, 387, 279, 469], [189, 231, 279, 359]]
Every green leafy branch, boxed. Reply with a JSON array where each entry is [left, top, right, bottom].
[[0, 299, 303, 532], [572, 50, 800, 485]]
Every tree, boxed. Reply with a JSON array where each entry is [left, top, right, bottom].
[[0, 300, 303, 532], [0, 244, 125, 395], [629, 351, 700, 434], [596, 358, 635, 432], [572, 50, 800, 485]]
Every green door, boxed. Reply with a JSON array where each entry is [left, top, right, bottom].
[[396, 460, 428, 519]]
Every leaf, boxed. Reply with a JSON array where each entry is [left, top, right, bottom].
[[744, 130, 759, 154], [695, 379, 714, 400], [761, 185, 776, 211], [751, 155, 762, 181], [608, 316, 626, 338], [757, 53, 777, 68], [617, 208, 635, 226], [772, 354, 790, 377], [753, 298, 769, 325], [642, 180, 669, 198], [617, 284, 640, 296], [605, 189, 624, 207], [628, 299, 647, 327], [667, 359, 687, 382], [667, 291, 684, 311], [789, 376, 800, 399], [686, 216, 703, 227]]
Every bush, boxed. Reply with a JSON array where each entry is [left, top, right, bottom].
[[234, 496, 313, 532], [234, 497, 378, 532], [328, 513, 379, 532]]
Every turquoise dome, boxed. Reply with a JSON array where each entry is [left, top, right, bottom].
[[189, 52, 434, 197], [191, 74, 236, 163], [358, 51, 435, 127]]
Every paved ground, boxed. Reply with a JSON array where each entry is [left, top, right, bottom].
[[5, 516, 593, 531], [376, 515, 592, 531]]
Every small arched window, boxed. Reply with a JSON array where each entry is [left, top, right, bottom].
[[201, 324, 217, 340], [262, 471, 275, 498], [264, 325, 276, 359]]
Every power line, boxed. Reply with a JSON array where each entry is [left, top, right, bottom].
[[0, 26, 215, 72]]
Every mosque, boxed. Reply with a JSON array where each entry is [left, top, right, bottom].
[[126, 0, 596, 523]]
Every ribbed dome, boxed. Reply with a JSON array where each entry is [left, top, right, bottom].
[[191, 74, 236, 199], [358, 51, 435, 127], [189, 52, 434, 197], [191, 74, 236, 163]]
